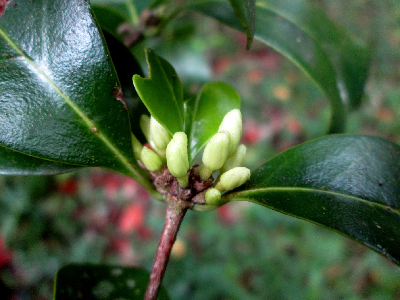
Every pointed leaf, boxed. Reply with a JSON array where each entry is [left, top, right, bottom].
[[224, 135, 400, 265], [54, 264, 170, 300], [0, 145, 78, 175], [185, 82, 241, 163], [228, 0, 256, 50], [229, 0, 256, 50], [0, 0, 152, 189], [133, 48, 185, 135], [188, 0, 370, 133]]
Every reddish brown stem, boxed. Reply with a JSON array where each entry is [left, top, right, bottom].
[[144, 199, 188, 300]]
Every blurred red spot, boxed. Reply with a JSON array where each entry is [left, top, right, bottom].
[[242, 122, 262, 144], [58, 179, 78, 195], [0, 237, 12, 267], [119, 203, 145, 233]]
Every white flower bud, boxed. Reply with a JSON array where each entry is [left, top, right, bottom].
[[220, 144, 246, 174], [141, 147, 163, 172], [131, 133, 143, 160], [217, 167, 250, 192], [166, 132, 189, 178], [218, 109, 242, 157], [202, 131, 230, 172], [205, 188, 222, 206], [150, 116, 172, 151]]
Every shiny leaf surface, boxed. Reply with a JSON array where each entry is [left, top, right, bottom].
[[133, 48, 185, 135], [185, 82, 241, 163], [188, 0, 369, 133], [54, 264, 170, 300], [0, 145, 78, 175], [0, 0, 152, 189], [224, 135, 400, 264], [227, 0, 255, 49]]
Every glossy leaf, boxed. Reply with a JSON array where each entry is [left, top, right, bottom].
[[0, 145, 78, 175], [224, 135, 400, 264], [185, 82, 241, 163], [102, 30, 149, 144], [188, 0, 369, 133], [133, 48, 185, 135], [0, 0, 153, 189], [228, 0, 255, 50], [54, 264, 170, 300]]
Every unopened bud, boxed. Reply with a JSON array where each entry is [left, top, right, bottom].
[[220, 144, 247, 174], [140, 115, 151, 144], [205, 188, 222, 205], [141, 147, 163, 172], [202, 131, 230, 172], [166, 132, 189, 187], [150, 116, 172, 151], [216, 167, 250, 192], [131, 133, 143, 160], [218, 109, 242, 157]]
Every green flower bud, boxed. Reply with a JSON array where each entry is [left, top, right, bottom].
[[216, 167, 250, 192], [202, 131, 230, 172], [166, 132, 190, 187], [131, 133, 143, 160], [220, 144, 247, 174], [140, 115, 151, 144], [150, 116, 172, 151], [141, 147, 163, 172], [205, 188, 222, 206], [218, 109, 242, 157]]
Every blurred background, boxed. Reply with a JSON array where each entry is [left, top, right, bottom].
[[1, 0, 400, 299]]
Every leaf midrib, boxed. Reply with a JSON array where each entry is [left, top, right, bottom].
[[0, 27, 138, 177], [225, 186, 400, 215]]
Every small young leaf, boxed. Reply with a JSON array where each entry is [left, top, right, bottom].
[[185, 82, 240, 163], [224, 135, 400, 265], [133, 48, 185, 135], [0, 145, 79, 175], [54, 264, 170, 300]]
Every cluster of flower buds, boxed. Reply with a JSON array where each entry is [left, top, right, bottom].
[[132, 109, 250, 208]]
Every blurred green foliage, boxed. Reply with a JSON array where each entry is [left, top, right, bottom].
[[1, 0, 400, 299]]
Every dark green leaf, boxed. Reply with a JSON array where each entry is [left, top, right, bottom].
[[92, 5, 127, 42], [102, 30, 149, 144], [188, 0, 370, 133], [133, 48, 185, 135], [0, 145, 78, 175], [0, 0, 153, 189], [224, 135, 400, 265], [185, 82, 241, 163], [54, 264, 170, 300], [228, 0, 256, 50], [258, 0, 370, 110]]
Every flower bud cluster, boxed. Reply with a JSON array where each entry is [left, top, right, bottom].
[[134, 109, 250, 208]]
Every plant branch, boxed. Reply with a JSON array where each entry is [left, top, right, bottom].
[[144, 197, 189, 300]]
